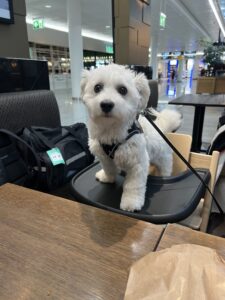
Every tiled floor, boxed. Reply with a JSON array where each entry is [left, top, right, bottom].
[[50, 74, 223, 145], [50, 74, 88, 126]]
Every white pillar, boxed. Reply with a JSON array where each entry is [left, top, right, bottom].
[[177, 58, 184, 82], [150, 34, 159, 80], [67, 0, 83, 100], [150, 0, 163, 80], [192, 57, 200, 79], [30, 44, 37, 60]]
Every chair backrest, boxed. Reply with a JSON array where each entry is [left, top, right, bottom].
[[166, 132, 192, 175], [147, 80, 158, 108], [189, 150, 219, 231], [149, 132, 192, 176], [165, 132, 219, 232], [0, 90, 61, 132]]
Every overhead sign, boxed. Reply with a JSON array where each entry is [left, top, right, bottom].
[[160, 12, 166, 28], [105, 45, 113, 54], [33, 19, 45, 30]]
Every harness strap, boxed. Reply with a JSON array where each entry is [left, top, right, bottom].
[[101, 121, 143, 159]]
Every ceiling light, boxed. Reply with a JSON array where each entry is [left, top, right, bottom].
[[26, 17, 113, 43], [82, 30, 113, 43], [105, 25, 111, 29], [208, 0, 225, 37], [45, 5, 52, 8]]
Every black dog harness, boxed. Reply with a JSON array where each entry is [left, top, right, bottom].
[[100, 109, 158, 159], [101, 121, 143, 159]]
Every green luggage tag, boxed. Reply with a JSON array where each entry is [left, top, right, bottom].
[[47, 148, 65, 166]]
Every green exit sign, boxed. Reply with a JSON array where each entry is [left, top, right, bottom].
[[160, 12, 166, 28], [105, 45, 113, 54], [33, 19, 45, 30]]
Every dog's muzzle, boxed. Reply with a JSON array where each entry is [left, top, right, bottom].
[[100, 100, 114, 113]]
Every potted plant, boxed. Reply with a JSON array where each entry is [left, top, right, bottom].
[[200, 31, 225, 76], [196, 37, 225, 93], [202, 42, 225, 76]]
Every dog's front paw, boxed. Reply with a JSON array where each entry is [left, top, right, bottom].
[[95, 169, 115, 183], [120, 196, 144, 212]]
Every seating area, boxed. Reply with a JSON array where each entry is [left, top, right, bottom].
[[0, 84, 222, 233], [2, 0, 225, 296], [1, 84, 224, 300]]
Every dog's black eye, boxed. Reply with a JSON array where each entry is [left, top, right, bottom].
[[94, 84, 103, 93], [118, 86, 128, 96]]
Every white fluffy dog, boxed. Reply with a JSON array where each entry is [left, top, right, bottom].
[[81, 64, 181, 212]]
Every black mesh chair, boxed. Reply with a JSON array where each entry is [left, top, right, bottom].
[[0, 90, 61, 132], [148, 80, 158, 108], [0, 90, 76, 199]]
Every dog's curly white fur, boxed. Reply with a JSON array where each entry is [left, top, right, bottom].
[[81, 64, 182, 212]]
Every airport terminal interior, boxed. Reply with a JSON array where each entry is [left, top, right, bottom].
[[0, 0, 225, 231], [25, 0, 225, 146], [1, 0, 225, 298], [1, 0, 225, 236]]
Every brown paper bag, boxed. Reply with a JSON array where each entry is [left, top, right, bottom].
[[124, 244, 225, 300]]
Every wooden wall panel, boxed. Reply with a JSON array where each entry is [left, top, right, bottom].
[[113, 0, 151, 65]]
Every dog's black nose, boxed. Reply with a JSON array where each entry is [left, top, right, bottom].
[[100, 101, 114, 113]]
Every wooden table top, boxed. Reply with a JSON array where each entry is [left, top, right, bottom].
[[169, 94, 225, 107], [157, 223, 225, 257], [0, 184, 164, 300]]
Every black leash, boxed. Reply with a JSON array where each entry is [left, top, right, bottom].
[[143, 109, 224, 215]]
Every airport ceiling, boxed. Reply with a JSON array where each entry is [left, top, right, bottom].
[[25, 0, 225, 52]]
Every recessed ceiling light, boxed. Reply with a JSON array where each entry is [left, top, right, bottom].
[[105, 25, 111, 28], [45, 5, 52, 8], [209, 0, 225, 37]]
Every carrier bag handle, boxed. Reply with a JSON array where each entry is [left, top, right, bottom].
[[0, 129, 42, 188], [142, 109, 224, 215], [64, 126, 87, 151], [27, 127, 55, 149], [29, 125, 88, 154]]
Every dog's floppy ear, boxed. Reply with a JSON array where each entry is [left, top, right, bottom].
[[80, 69, 90, 98], [134, 73, 150, 110]]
